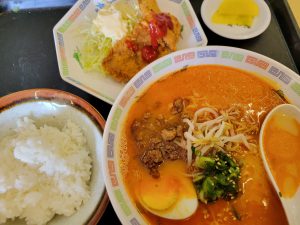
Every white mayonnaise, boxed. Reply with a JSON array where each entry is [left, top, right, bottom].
[[92, 6, 128, 44]]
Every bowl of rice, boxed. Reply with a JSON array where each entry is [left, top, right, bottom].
[[0, 89, 108, 225]]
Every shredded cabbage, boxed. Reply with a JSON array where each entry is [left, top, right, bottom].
[[77, 33, 112, 73]]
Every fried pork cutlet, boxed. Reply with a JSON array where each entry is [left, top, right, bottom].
[[102, 11, 181, 83]]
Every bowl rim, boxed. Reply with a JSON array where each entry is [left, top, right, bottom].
[[0, 88, 109, 225], [102, 45, 300, 225]]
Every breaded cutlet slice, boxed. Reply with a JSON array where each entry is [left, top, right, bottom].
[[102, 13, 181, 83]]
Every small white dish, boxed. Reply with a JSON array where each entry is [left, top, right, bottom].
[[53, 0, 207, 105], [201, 0, 271, 40]]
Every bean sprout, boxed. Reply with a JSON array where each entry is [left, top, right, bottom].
[[183, 106, 258, 165]]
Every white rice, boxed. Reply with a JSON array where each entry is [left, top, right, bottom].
[[0, 117, 92, 225]]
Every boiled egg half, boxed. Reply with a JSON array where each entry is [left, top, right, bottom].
[[136, 160, 198, 220]]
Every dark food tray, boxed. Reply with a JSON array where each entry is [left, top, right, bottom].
[[270, 0, 300, 72], [0, 0, 299, 224]]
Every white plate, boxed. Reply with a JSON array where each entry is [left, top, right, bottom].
[[102, 46, 300, 225], [201, 0, 271, 40], [53, 0, 208, 105]]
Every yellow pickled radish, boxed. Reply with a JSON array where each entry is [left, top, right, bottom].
[[212, 0, 259, 27]]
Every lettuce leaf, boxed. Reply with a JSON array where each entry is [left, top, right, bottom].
[[75, 33, 112, 73]]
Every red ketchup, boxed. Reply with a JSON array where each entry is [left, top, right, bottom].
[[125, 40, 139, 52], [149, 13, 173, 49], [141, 45, 158, 63], [125, 13, 173, 63]]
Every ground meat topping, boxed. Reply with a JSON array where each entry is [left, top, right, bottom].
[[131, 97, 190, 178], [141, 149, 163, 167], [161, 128, 177, 141], [171, 98, 184, 114]]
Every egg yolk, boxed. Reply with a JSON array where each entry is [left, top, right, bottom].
[[212, 0, 259, 27], [137, 160, 197, 212], [139, 176, 179, 211]]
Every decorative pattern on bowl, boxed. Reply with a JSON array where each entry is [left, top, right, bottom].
[[102, 46, 300, 225]]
